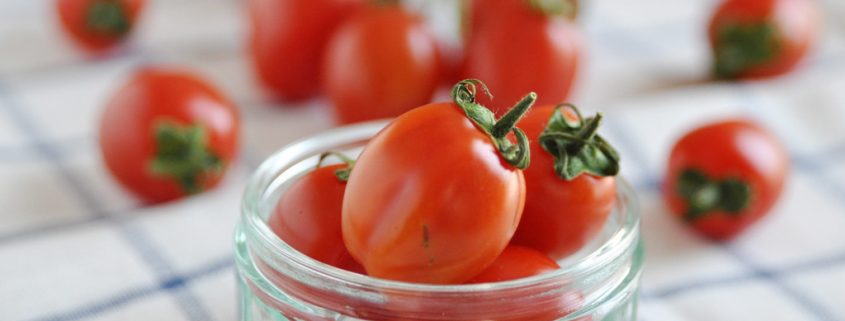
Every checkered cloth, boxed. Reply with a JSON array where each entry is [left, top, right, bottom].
[[1, 0, 844, 320]]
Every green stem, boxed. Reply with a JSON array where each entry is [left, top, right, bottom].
[[713, 22, 781, 79], [492, 93, 535, 139], [678, 169, 752, 222], [527, 0, 579, 19], [451, 79, 534, 169], [556, 103, 584, 127], [369, 0, 400, 6], [567, 112, 603, 154], [148, 120, 222, 195], [86, 0, 131, 37], [538, 104, 619, 180], [317, 151, 355, 182]]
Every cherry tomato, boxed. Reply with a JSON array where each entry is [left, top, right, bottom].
[[511, 104, 619, 259], [248, 0, 362, 101], [466, 245, 559, 283], [465, 246, 586, 321], [462, 0, 581, 116], [56, 0, 145, 53], [268, 159, 364, 273], [663, 119, 789, 240], [342, 80, 534, 284], [99, 67, 240, 203], [323, 3, 441, 124], [709, 0, 820, 79], [463, 0, 578, 40]]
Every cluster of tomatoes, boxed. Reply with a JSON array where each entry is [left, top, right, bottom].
[[56, 0, 821, 85], [56, 0, 800, 290], [271, 79, 620, 287], [247, 0, 585, 124]]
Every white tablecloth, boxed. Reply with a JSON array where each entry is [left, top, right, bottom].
[[1, 0, 845, 320]]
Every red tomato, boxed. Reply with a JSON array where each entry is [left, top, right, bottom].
[[342, 80, 534, 284], [463, 0, 578, 40], [462, 0, 581, 116], [99, 67, 240, 203], [56, 0, 145, 53], [511, 104, 618, 259], [663, 119, 789, 240], [437, 42, 465, 88], [268, 161, 364, 273], [395, 245, 585, 321], [709, 0, 820, 79], [466, 245, 559, 283], [465, 245, 587, 321], [248, 0, 362, 101], [323, 3, 441, 124]]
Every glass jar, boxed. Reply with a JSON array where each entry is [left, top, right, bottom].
[[236, 121, 643, 321]]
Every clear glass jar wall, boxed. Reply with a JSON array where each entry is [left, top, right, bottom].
[[236, 121, 643, 321]]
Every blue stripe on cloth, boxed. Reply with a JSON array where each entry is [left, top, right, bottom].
[[0, 81, 215, 321], [721, 246, 839, 321], [0, 215, 106, 244], [645, 249, 845, 299], [27, 257, 233, 321], [0, 137, 90, 162], [792, 142, 845, 168], [0, 144, 38, 162], [0, 143, 265, 246], [603, 118, 839, 321]]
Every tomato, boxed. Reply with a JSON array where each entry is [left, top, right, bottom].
[[323, 3, 441, 124], [463, 0, 578, 40], [462, 0, 581, 116], [465, 246, 587, 320], [99, 67, 240, 203], [663, 119, 789, 240], [248, 0, 362, 101], [466, 245, 559, 283], [342, 80, 534, 284], [56, 0, 145, 53], [510, 104, 618, 259], [268, 158, 364, 273], [709, 0, 820, 79]]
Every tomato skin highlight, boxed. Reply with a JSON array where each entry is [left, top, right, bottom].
[[248, 0, 363, 101], [663, 119, 789, 240], [269, 164, 364, 273], [709, 0, 820, 79], [467, 245, 559, 283], [56, 0, 145, 53], [99, 67, 240, 203], [509, 106, 615, 259], [463, 0, 581, 116], [342, 103, 526, 284], [323, 4, 441, 124]]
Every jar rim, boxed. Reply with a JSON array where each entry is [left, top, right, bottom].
[[240, 120, 641, 294]]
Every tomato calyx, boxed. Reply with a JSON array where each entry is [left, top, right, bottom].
[[148, 120, 222, 194], [369, 0, 400, 7], [538, 104, 620, 180], [527, 0, 579, 19], [677, 168, 752, 222], [714, 22, 781, 79], [317, 151, 355, 182], [451, 79, 535, 169], [85, 0, 131, 38]]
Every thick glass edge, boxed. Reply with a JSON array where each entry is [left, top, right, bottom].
[[238, 120, 642, 294]]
